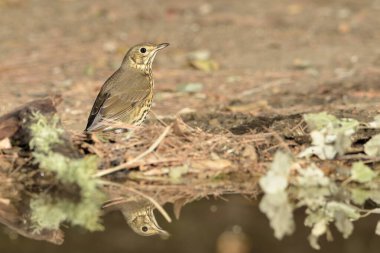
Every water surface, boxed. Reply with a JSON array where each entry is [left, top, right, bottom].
[[1, 196, 379, 253]]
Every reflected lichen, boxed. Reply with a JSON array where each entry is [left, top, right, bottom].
[[259, 113, 380, 250], [260, 151, 380, 249]]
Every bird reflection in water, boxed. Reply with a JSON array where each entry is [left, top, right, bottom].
[[116, 200, 169, 237]]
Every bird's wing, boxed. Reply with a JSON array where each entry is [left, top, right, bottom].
[[85, 70, 118, 131], [85, 69, 151, 131]]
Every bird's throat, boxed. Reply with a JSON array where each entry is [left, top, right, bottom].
[[126, 62, 151, 75]]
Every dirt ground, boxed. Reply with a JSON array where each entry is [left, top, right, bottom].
[[0, 0, 379, 132]]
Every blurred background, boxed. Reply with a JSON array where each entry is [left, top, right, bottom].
[[1, 0, 379, 131], [1, 0, 380, 252]]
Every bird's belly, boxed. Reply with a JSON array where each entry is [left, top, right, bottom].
[[130, 99, 152, 125]]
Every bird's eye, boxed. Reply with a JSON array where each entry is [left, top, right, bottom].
[[141, 226, 148, 232], [140, 47, 147, 53]]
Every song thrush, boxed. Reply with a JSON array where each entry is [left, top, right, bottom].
[[85, 42, 169, 132]]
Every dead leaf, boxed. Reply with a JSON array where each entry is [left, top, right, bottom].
[[173, 117, 195, 136], [169, 165, 189, 183], [227, 100, 269, 113], [187, 49, 210, 61], [84, 64, 95, 77], [338, 22, 351, 34], [102, 40, 117, 53], [187, 49, 219, 72], [242, 145, 257, 161], [0, 138, 11, 149], [287, 4, 303, 15], [292, 58, 312, 70], [189, 59, 219, 72], [208, 118, 221, 127], [191, 159, 232, 170], [173, 198, 187, 220], [176, 108, 196, 115], [0, 198, 10, 205], [176, 83, 204, 93]]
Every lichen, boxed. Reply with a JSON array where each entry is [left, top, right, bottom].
[[259, 113, 380, 249], [30, 195, 103, 232], [299, 112, 359, 159], [259, 151, 295, 240], [29, 112, 64, 153], [28, 112, 104, 232]]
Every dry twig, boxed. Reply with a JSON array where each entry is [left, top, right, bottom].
[[95, 125, 172, 177], [100, 180, 172, 223]]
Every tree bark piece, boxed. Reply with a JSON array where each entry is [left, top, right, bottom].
[[0, 96, 62, 142]]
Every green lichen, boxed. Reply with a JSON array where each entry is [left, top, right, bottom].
[[29, 112, 64, 153], [261, 149, 380, 249], [303, 112, 359, 132], [303, 112, 340, 131], [33, 153, 100, 192], [28, 113, 104, 232], [351, 162, 377, 183], [169, 165, 189, 184], [30, 195, 104, 232], [364, 134, 380, 157]]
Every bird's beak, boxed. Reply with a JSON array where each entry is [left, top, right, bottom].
[[156, 228, 170, 239], [156, 43, 170, 50], [148, 207, 170, 238]]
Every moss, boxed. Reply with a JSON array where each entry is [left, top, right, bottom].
[[28, 113, 105, 232]]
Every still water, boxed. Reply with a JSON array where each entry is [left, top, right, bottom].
[[0, 196, 379, 253]]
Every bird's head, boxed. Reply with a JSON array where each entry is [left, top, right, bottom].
[[124, 204, 169, 237], [122, 42, 169, 73]]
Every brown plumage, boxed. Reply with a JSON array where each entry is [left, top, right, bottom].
[[85, 42, 169, 132]]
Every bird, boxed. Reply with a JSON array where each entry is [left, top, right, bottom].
[[121, 200, 169, 237], [85, 42, 169, 132]]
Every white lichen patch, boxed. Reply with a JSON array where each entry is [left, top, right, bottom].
[[259, 113, 380, 249], [259, 151, 295, 240], [299, 112, 359, 160]]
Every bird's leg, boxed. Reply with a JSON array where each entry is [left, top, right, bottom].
[[149, 110, 167, 126], [91, 132, 111, 143], [93, 128, 133, 141], [119, 129, 135, 141]]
